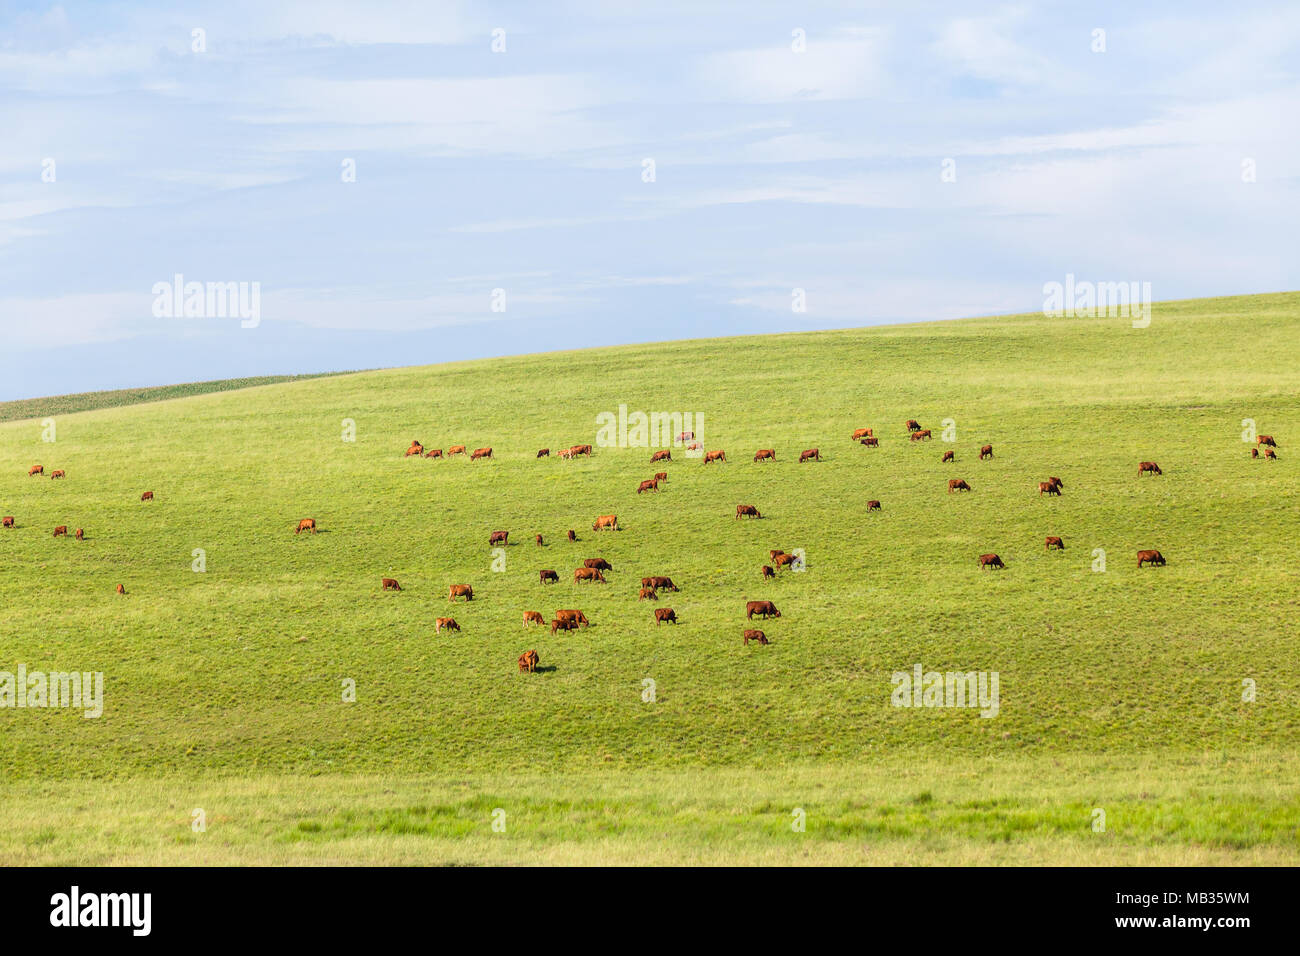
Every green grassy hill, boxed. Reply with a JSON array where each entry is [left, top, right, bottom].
[[1, 292, 1297, 864]]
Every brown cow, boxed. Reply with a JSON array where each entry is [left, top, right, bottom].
[[654, 608, 677, 625], [644, 576, 679, 592], [382, 578, 402, 591], [743, 629, 768, 646], [50, 470, 66, 479], [53, 526, 68, 537], [406, 441, 424, 457], [536, 534, 544, 546], [762, 565, 776, 579], [746, 600, 780, 620], [447, 445, 467, 456], [1137, 549, 1166, 568], [1257, 435, 1278, 448], [1138, 461, 1162, 476], [518, 650, 539, 673], [1044, 536, 1065, 550], [425, 448, 443, 459], [551, 618, 578, 634], [637, 479, 659, 494], [470, 447, 493, 460], [74, 528, 84, 540], [448, 584, 474, 601], [1048, 476, 1064, 490], [650, 450, 671, 463], [570, 444, 593, 457], [948, 479, 971, 493], [592, 515, 619, 531], [1038, 481, 1061, 496], [1265, 448, 1278, 460], [911, 429, 932, 441], [489, 530, 509, 545], [774, 553, 798, 570], [1251, 447, 1260, 459], [537, 448, 550, 458], [584, 558, 612, 571], [866, 500, 881, 511], [980, 444, 994, 460], [2, 517, 13, 528], [539, 570, 559, 583], [753, 449, 775, 462], [736, 504, 762, 519], [704, 450, 727, 464], [116, 584, 126, 595], [28, 465, 43, 476], [978, 553, 1005, 569], [555, 609, 589, 628], [860, 436, 879, 447], [799, 449, 821, 462], [141, 491, 154, 501], [638, 587, 658, 601], [523, 610, 545, 626], [654, 472, 668, 482], [906, 420, 921, 431], [296, 518, 317, 534], [851, 428, 873, 440], [435, 617, 460, 633], [941, 450, 954, 463], [574, 567, 606, 583], [567, 529, 577, 542]]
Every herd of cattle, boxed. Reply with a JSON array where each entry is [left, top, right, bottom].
[[5, 420, 1282, 674]]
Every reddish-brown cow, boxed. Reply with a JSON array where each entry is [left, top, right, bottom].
[[948, 479, 971, 493], [435, 617, 460, 633], [753, 449, 775, 462], [518, 650, 539, 673], [736, 504, 762, 518], [980, 444, 993, 460], [296, 518, 317, 534], [942, 451, 954, 463], [592, 515, 619, 531], [800, 449, 821, 462], [746, 600, 780, 620], [978, 553, 1005, 569], [1045, 536, 1065, 550], [743, 629, 768, 646], [539, 570, 559, 583], [574, 567, 606, 583], [523, 611, 545, 626], [1137, 549, 1166, 567], [654, 608, 677, 625], [382, 578, 402, 591], [449, 584, 474, 601], [141, 491, 154, 501], [704, 450, 726, 464]]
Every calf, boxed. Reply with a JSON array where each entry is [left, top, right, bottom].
[[381, 578, 402, 591], [743, 629, 768, 646], [425, 448, 443, 459], [1044, 536, 1065, 551], [736, 504, 762, 519], [866, 500, 881, 511], [2, 517, 13, 528], [637, 478, 660, 494], [639, 587, 658, 601], [654, 608, 677, 625], [1137, 549, 1166, 568], [1138, 461, 1162, 476], [655, 472, 668, 482], [489, 530, 509, 545], [799, 448, 821, 462], [523, 611, 545, 626], [753, 449, 775, 462], [1038, 481, 1061, 496], [704, 450, 727, 464], [116, 584, 126, 595], [296, 518, 317, 534], [941, 450, 954, 463], [651, 450, 672, 463], [50, 470, 66, 479], [518, 650, 539, 673], [746, 600, 780, 620], [539, 569, 559, 583], [978, 553, 1005, 569], [536, 534, 544, 546], [980, 444, 994, 460], [470, 447, 493, 460], [860, 436, 879, 447], [948, 479, 971, 493], [1251, 447, 1260, 459], [448, 584, 474, 601], [435, 617, 460, 633], [762, 565, 776, 579], [75, 528, 84, 540], [1265, 447, 1278, 460], [574, 567, 606, 583], [551, 618, 578, 634], [567, 530, 577, 542], [141, 491, 154, 501], [592, 514, 619, 531], [53, 526, 68, 537]]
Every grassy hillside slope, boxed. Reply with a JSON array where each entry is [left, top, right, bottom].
[[1, 292, 1297, 863]]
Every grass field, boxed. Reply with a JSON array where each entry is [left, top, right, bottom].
[[1, 292, 1297, 864]]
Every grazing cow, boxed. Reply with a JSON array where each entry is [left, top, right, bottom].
[[753, 449, 775, 462], [736, 504, 762, 519], [584, 558, 612, 571], [141, 491, 154, 501], [639, 587, 658, 601], [570, 444, 593, 457], [866, 500, 881, 511], [978, 553, 1005, 569], [704, 450, 727, 464], [980, 445, 994, 460], [425, 448, 443, 459], [406, 441, 424, 457], [574, 567, 606, 583], [471, 447, 493, 460], [116, 584, 126, 595], [743, 629, 768, 646], [2, 517, 12, 528], [762, 565, 776, 579], [537, 448, 550, 458], [911, 429, 933, 441], [489, 530, 509, 546], [1038, 481, 1061, 497], [296, 518, 317, 534], [567, 530, 577, 542], [523, 611, 545, 626], [1138, 461, 1162, 476], [906, 420, 921, 432], [381, 578, 402, 591], [539, 570, 559, 583], [518, 650, 540, 673], [637, 479, 660, 494], [948, 479, 971, 493], [1251, 447, 1260, 459], [592, 514, 619, 531], [448, 584, 474, 601], [1045, 536, 1065, 551], [551, 618, 578, 634], [654, 608, 677, 625], [941, 451, 955, 463], [1137, 549, 1166, 568], [800, 448, 821, 463], [1265, 448, 1278, 460], [1257, 435, 1278, 448], [50, 470, 66, 479], [53, 526, 68, 537], [774, 553, 797, 569], [29, 465, 43, 476], [74, 528, 84, 540], [861, 436, 879, 447], [536, 534, 544, 546], [447, 445, 467, 456], [651, 450, 672, 463], [555, 609, 589, 628], [851, 428, 873, 440], [645, 576, 679, 592], [746, 600, 780, 620], [435, 617, 460, 633]]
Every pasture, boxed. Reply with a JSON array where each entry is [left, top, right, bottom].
[[0, 291, 1297, 864]]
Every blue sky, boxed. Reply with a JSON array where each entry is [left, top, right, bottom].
[[1, 0, 1297, 400]]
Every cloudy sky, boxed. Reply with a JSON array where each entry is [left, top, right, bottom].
[[1, 0, 1296, 399]]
